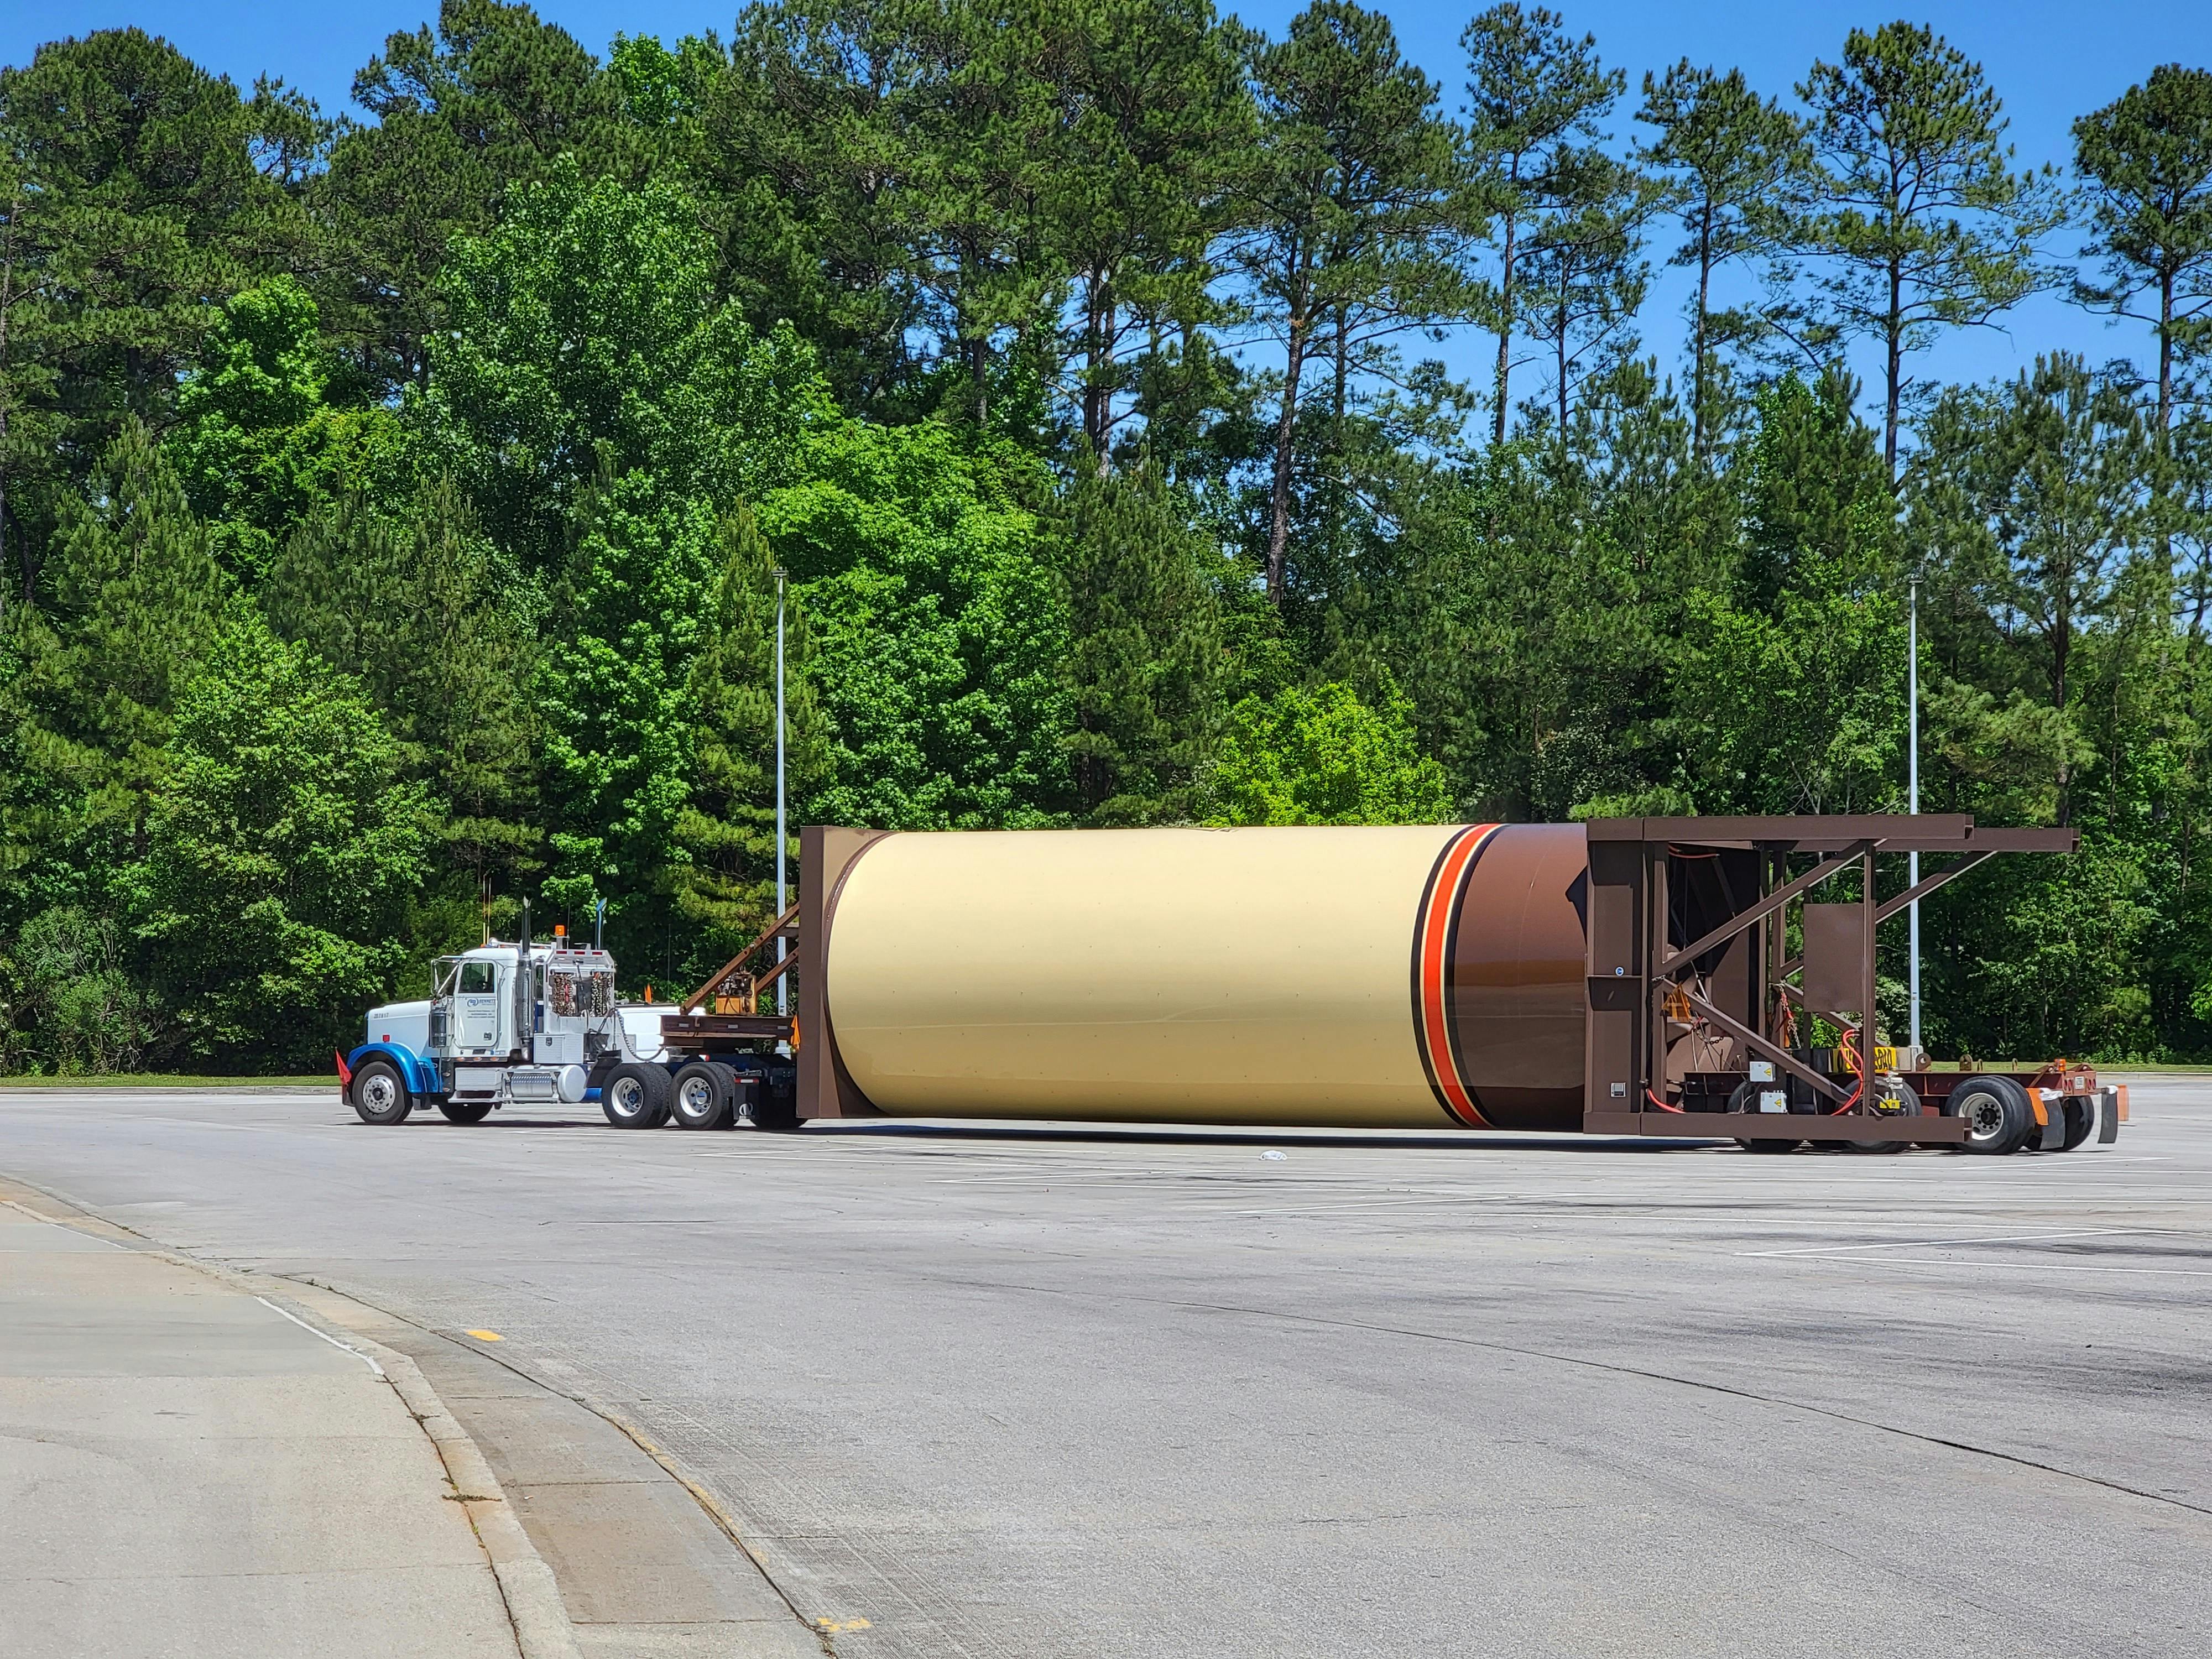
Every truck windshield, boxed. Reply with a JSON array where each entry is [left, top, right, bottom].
[[458, 962, 498, 995]]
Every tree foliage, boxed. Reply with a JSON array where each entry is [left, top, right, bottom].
[[6, 12, 2212, 1067]]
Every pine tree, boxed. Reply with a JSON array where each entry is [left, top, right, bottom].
[[264, 477, 538, 895], [2073, 66, 2212, 440], [1634, 62, 1808, 460], [0, 29, 320, 587], [1460, 4, 1622, 447], [319, 0, 624, 396], [1797, 23, 2062, 482], [1232, 0, 1471, 603], [3, 421, 228, 879], [1062, 459, 1224, 822]]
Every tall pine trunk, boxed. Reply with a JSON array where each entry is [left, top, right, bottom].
[[1266, 312, 1309, 605], [1491, 209, 1518, 446]]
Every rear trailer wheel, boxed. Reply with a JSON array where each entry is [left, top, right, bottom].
[[439, 1100, 493, 1124], [603, 1063, 672, 1129], [1945, 1075, 2034, 1155], [1725, 1078, 1802, 1153], [670, 1061, 732, 1131], [349, 1060, 412, 1126], [1845, 1077, 1918, 1154]]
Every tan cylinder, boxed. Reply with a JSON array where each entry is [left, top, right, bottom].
[[818, 823, 1588, 1130]]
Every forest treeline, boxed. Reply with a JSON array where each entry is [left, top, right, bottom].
[[2, 0, 2210, 1072]]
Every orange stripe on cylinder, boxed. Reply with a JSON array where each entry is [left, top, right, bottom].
[[1414, 825, 1499, 1126]]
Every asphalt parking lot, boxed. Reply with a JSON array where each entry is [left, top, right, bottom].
[[1, 1077, 2206, 1658]]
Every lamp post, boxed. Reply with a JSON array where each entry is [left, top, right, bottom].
[[774, 566, 788, 1018], [1908, 573, 1921, 1057]]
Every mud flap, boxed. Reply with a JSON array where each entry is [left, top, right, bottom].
[[2096, 1087, 2122, 1145], [2028, 1088, 2068, 1151]]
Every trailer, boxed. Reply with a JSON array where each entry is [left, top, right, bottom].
[[344, 815, 2124, 1154]]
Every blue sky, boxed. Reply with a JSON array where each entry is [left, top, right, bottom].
[[8, 1, 2212, 413]]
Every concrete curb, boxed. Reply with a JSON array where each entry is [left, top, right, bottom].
[[0, 1176, 584, 1659]]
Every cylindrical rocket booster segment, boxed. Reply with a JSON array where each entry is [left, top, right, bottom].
[[818, 823, 1588, 1130]]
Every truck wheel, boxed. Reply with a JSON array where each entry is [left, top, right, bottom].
[[670, 1061, 732, 1131], [1846, 1077, 1917, 1154], [439, 1100, 494, 1124], [1945, 1074, 2033, 1155], [350, 1060, 413, 1125], [747, 1089, 802, 1132], [2060, 1094, 2095, 1150], [603, 1063, 671, 1129], [1725, 1078, 1801, 1153]]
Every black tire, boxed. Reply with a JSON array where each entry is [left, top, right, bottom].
[[749, 1088, 803, 1133], [603, 1062, 672, 1129], [1726, 1078, 1802, 1153], [1945, 1074, 2034, 1155], [349, 1059, 413, 1125], [670, 1061, 733, 1131], [2061, 1094, 2095, 1151], [439, 1100, 494, 1124], [1845, 1077, 1917, 1154]]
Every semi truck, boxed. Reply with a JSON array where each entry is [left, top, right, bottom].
[[342, 814, 2125, 1155]]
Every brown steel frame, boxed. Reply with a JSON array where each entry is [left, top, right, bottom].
[[1580, 816, 2075, 1144]]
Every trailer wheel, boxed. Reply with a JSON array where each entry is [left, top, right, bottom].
[[2060, 1095, 2095, 1151], [670, 1061, 733, 1131], [603, 1063, 671, 1129], [439, 1100, 494, 1124], [1725, 1079, 1801, 1153], [1844, 1077, 1917, 1153], [349, 1060, 413, 1125], [1945, 1074, 2033, 1155], [749, 1089, 802, 1133]]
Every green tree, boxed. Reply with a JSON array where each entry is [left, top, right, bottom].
[[1204, 676, 1448, 825], [168, 276, 398, 580], [1517, 147, 1660, 441], [320, 0, 623, 395], [0, 28, 321, 587], [2073, 66, 2212, 439], [1918, 356, 2152, 713], [1797, 23, 2062, 481], [264, 478, 538, 895], [764, 419, 1072, 829], [669, 504, 828, 957], [1232, 1, 1472, 602], [1460, 4, 1621, 447], [426, 163, 821, 573], [4, 422, 227, 884], [1634, 62, 1808, 459], [1061, 458, 1224, 822], [135, 610, 433, 1066], [1035, 0, 1250, 453]]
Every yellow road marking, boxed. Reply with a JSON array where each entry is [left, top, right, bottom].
[[816, 1616, 872, 1633], [465, 1329, 503, 1341]]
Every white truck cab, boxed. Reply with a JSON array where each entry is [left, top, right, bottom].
[[352, 929, 659, 1118]]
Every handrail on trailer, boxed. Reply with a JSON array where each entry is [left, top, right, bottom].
[[1582, 815, 2078, 1143]]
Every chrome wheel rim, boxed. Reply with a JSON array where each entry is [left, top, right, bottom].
[[362, 1074, 397, 1113], [611, 1077, 644, 1117]]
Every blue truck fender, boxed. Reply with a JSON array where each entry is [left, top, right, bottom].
[[343, 1042, 444, 1101]]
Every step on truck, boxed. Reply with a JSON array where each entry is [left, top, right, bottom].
[[343, 815, 2125, 1154]]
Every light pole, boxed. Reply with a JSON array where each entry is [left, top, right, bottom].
[[773, 566, 788, 1018], [1908, 573, 1921, 1058]]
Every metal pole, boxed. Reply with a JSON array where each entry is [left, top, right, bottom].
[[774, 566, 788, 1018], [1908, 575, 1921, 1058]]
